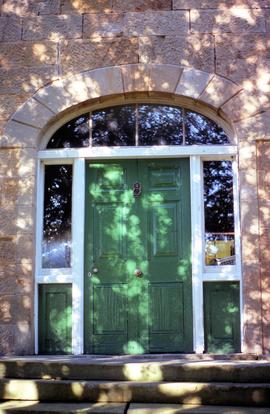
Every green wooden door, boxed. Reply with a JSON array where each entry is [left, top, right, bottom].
[[84, 159, 192, 354]]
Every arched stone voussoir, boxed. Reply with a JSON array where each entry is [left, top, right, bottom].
[[33, 66, 124, 115], [175, 67, 214, 100], [121, 63, 183, 94], [221, 89, 267, 122]]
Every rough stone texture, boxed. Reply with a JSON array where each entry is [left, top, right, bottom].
[[0, 66, 58, 95], [61, 0, 112, 14], [83, 13, 124, 38], [191, 9, 266, 33], [60, 38, 138, 75], [215, 34, 270, 96], [176, 68, 213, 98], [139, 35, 215, 73], [0, 16, 22, 42], [113, 0, 172, 12], [173, 0, 270, 8], [0, 42, 57, 70], [2, 121, 40, 148], [22, 15, 82, 41], [199, 75, 242, 108], [124, 11, 189, 36], [12, 98, 55, 129], [0, 95, 29, 121], [1, 0, 61, 15], [257, 140, 270, 353], [222, 90, 263, 121]]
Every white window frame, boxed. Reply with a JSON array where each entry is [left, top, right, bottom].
[[35, 145, 240, 355]]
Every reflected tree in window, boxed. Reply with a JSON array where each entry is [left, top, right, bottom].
[[138, 105, 183, 145], [42, 165, 72, 268], [185, 111, 229, 145], [92, 105, 136, 146], [47, 114, 90, 148], [204, 161, 235, 266]]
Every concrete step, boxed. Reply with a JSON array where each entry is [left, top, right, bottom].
[[0, 401, 127, 413], [0, 402, 270, 414], [0, 379, 270, 406], [0, 358, 270, 383]]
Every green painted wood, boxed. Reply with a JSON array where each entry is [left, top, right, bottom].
[[84, 159, 192, 354], [204, 282, 240, 353], [38, 284, 72, 354]]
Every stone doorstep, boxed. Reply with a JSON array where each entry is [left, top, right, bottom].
[[0, 380, 270, 406], [0, 402, 270, 414], [1, 357, 270, 383]]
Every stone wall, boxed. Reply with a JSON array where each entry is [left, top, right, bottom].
[[1, 0, 270, 354]]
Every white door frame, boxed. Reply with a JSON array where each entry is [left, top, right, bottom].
[[35, 145, 241, 355]]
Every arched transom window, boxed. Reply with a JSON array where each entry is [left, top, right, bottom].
[[46, 104, 230, 149]]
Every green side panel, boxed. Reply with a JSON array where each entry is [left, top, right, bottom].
[[38, 284, 72, 354], [204, 282, 240, 353]]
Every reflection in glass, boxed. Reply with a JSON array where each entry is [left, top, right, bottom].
[[92, 105, 136, 146], [138, 105, 183, 145], [185, 110, 229, 145], [204, 161, 235, 266], [47, 114, 90, 148], [42, 165, 72, 268]]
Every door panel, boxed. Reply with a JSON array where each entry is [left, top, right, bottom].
[[85, 159, 192, 354]]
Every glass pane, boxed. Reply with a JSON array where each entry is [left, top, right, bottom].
[[47, 114, 90, 148], [185, 111, 229, 145], [92, 105, 136, 146], [204, 161, 235, 266], [138, 105, 183, 145], [42, 165, 72, 268]]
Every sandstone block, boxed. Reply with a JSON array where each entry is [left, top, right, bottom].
[[35, 66, 124, 112], [61, 0, 112, 14], [176, 68, 213, 98], [174, 0, 270, 8], [0, 206, 17, 237], [222, 90, 262, 121], [12, 98, 55, 129], [0, 16, 22, 42], [113, 0, 171, 12], [14, 322, 33, 355], [235, 112, 270, 144], [199, 75, 242, 108], [0, 324, 14, 355], [124, 11, 189, 36], [16, 234, 34, 263], [122, 64, 150, 92], [3, 120, 40, 148], [148, 64, 183, 93], [0, 295, 31, 325], [0, 264, 17, 295], [83, 13, 124, 38], [0, 148, 20, 178], [191, 8, 266, 33], [0, 237, 16, 263], [216, 34, 270, 87], [23, 15, 82, 41], [121, 63, 182, 93], [2, 0, 61, 15], [0, 94, 29, 121], [139, 35, 215, 73], [17, 205, 34, 234], [0, 42, 57, 70], [0, 66, 58, 95], [60, 38, 138, 75]]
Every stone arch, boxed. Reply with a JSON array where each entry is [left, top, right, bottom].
[[2, 63, 256, 148], [3, 63, 270, 354]]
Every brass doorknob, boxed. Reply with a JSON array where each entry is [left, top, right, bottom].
[[88, 267, 99, 277], [134, 268, 143, 278]]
